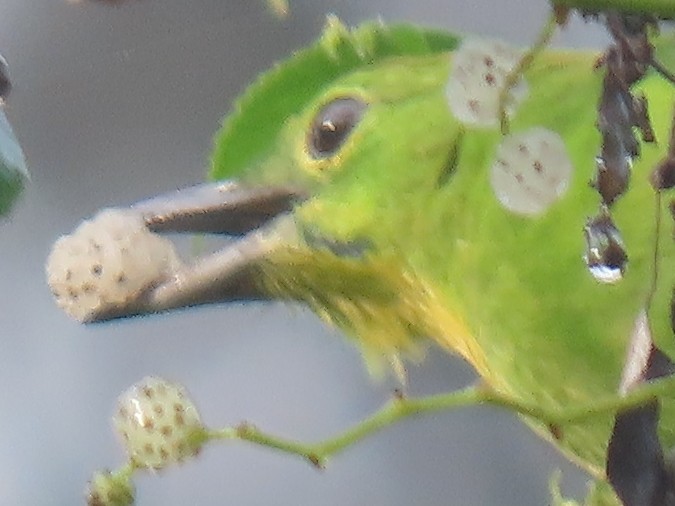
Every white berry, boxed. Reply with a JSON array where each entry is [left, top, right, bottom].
[[46, 209, 182, 322], [446, 38, 528, 127], [490, 127, 573, 216], [113, 376, 205, 470]]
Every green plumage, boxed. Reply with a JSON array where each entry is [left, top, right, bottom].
[[210, 20, 675, 500]]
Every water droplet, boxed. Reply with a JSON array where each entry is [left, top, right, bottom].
[[583, 208, 627, 284], [587, 264, 624, 284]]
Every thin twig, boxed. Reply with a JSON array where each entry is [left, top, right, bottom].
[[205, 376, 675, 466], [552, 0, 675, 18], [499, 12, 558, 134]]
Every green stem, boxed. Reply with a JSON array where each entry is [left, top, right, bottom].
[[313, 387, 481, 458], [119, 462, 136, 478], [551, 0, 675, 17], [499, 12, 558, 135], [214, 424, 328, 466], [207, 375, 675, 467]]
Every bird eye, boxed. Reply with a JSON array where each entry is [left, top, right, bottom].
[[308, 97, 366, 159]]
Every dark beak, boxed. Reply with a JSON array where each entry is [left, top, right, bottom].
[[131, 181, 306, 235], [51, 180, 307, 322]]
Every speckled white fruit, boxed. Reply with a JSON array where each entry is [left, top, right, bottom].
[[446, 38, 528, 127], [46, 209, 182, 322], [85, 470, 134, 506], [113, 376, 205, 470], [490, 127, 574, 216]]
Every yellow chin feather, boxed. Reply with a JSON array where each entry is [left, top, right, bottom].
[[257, 247, 490, 383]]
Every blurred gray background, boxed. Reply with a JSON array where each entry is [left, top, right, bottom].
[[0, 1, 610, 504]]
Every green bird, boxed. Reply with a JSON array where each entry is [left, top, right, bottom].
[[46, 15, 675, 505]]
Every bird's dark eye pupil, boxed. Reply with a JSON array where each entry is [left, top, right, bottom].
[[309, 97, 366, 158]]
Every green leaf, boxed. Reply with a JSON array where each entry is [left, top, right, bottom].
[[0, 109, 28, 217]]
